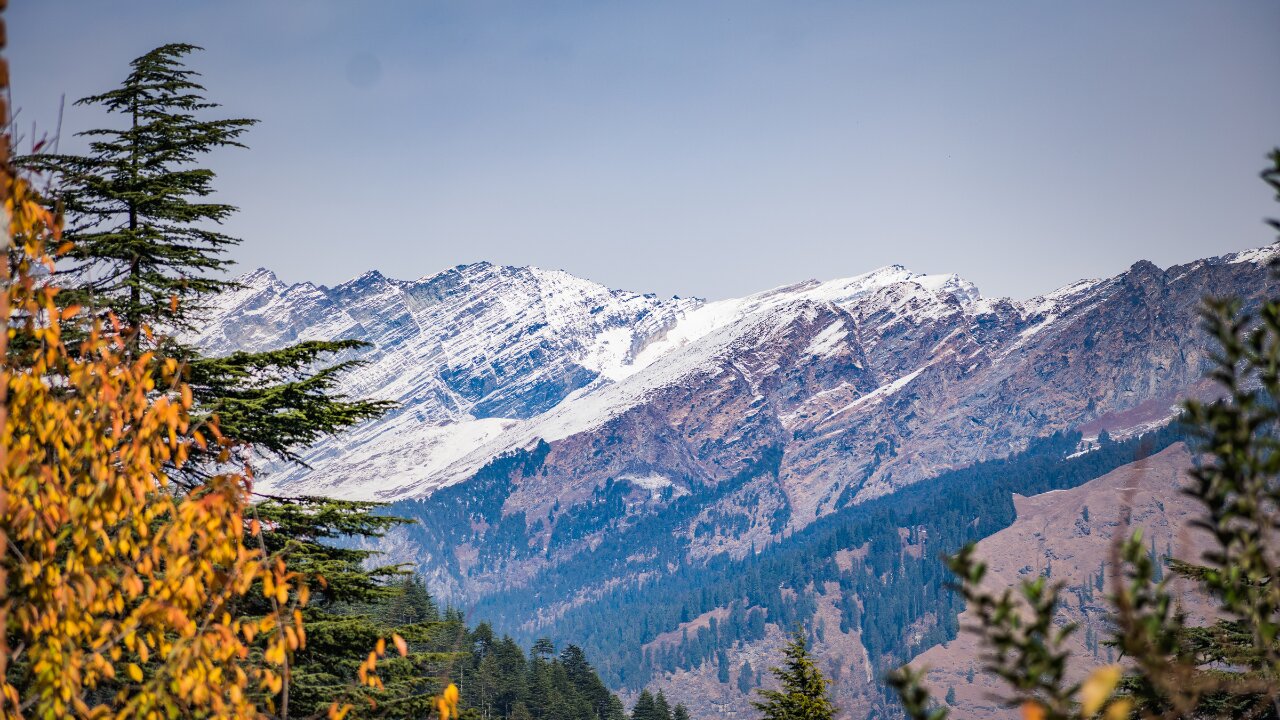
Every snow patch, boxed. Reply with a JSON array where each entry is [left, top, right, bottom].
[[804, 320, 849, 359]]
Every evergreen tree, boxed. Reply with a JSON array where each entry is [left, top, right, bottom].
[[632, 690, 658, 720], [21, 43, 253, 339], [1148, 535, 1164, 582], [654, 690, 674, 720], [18, 43, 405, 715], [20, 43, 391, 460], [561, 644, 626, 720], [533, 638, 557, 660], [385, 574, 438, 626], [739, 660, 755, 694], [673, 703, 691, 720], [751, 631, 837, 720]]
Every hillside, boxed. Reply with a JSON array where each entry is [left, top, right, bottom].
[[909, 443, 1215, 719]]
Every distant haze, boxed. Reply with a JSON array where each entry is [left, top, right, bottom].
[[10, 1, 1280, 300]]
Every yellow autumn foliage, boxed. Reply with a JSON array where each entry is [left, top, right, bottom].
[[0, 130, 305, 719], [0, 15, 486, 720]]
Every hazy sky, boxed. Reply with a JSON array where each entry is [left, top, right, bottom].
[[10, 1, 1280, 300]]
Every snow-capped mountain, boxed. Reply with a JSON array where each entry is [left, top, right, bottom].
[[194, 261, 700, 497], [197, 244, 1276, 716], [196, 244, 1277, 511]]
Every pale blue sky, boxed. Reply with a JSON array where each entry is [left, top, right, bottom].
[[10, 1, 1280, 300]]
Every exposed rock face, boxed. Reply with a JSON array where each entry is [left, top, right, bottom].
[[910, 443, 1215, 720]]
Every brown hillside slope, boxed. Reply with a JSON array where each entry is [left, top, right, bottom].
[[910, 442, 1213, 719]]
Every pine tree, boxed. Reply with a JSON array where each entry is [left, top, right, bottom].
[[20, 44, 391, 461], [385, 574, 439, 626], [22, 44, 253, 339], [673, 703, 692, 720], [1148, 535, 1163, 582], [739, 660, 756, 694], [0, 126, 305, 719], [751, 631, 837, 720], [18, 43, 407, 716], [532, 638, 557, 660], [655, 690, 674, 720], [632, 689, 658, 720]]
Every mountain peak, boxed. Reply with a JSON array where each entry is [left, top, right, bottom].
[[239, 267, 280, 284]]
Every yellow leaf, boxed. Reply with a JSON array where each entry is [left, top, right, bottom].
[[1105, 698, 1132, 720], [1081, 665, 1122, 717], [127, 664, 143, 683], [393, 634, 408, 657], [1022, 701, 1045, 720]]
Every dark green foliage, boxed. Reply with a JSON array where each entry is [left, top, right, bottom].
[[21, 44, 390, 465], [187, 340, 393, 463], [739, 661, 756, 694], [654, 691, 673, 720], [253, 497, 407, 605], [282, 575, 625, 720], [291, 577, 456, 719], [628, 690, 683, 720], [22, 43, 255, 335], [751, 631, 837, 720], [21, 44, 412, 713], [632, 690, 659, 720], [387, 574, 439, 627]]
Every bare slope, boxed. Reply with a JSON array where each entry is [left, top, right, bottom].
[[910, 443, 1214, 720]]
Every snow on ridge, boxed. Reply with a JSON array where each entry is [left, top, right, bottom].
[[620, 473, 673, 492], [256, 416, 518, 500], [424, 303, 848, 492], [217, 247, 1278, 502], [618, 264, 983, 378], [1223, 242, 1280, 266], [205, 260, 1008, 500]]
